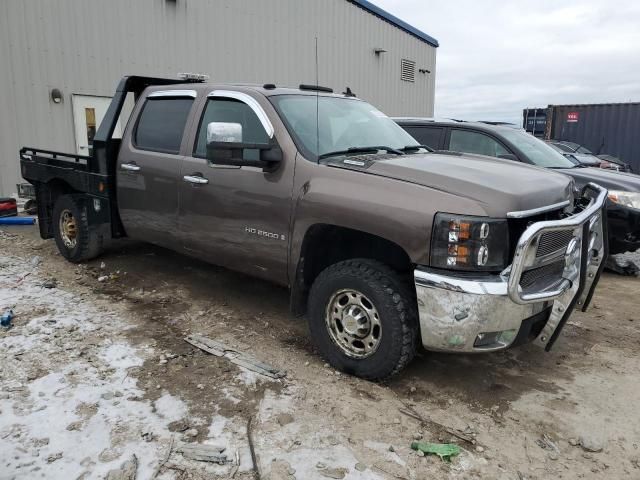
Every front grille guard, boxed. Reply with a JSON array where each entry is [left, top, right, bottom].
[[506, 183, 608, 351]]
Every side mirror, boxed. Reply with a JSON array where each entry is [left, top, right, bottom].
[[207, 121, 243, 144], [206, 122, 282, 171], [497, 153, 518, 161]]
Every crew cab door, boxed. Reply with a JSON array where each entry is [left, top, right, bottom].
[[117, 90, 196, 247], [178, 91, 294, 284]]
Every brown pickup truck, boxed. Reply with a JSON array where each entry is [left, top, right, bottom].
[[20, 76, 607, 380]]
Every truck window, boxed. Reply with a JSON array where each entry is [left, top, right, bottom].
[[270, 95, 418, 160], [402, 126, 443, 149], [134, 98, 194, 154], [449, 129, 510, 158], [194, 98, 270, 159]]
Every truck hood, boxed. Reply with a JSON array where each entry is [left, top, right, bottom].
[[557, 166, 640, 192], [349, 152, 573, 216]]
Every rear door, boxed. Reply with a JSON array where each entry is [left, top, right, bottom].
[[177, 90, 294, 284], [400, 125, 445, 150], [117, 90, 197, 247]]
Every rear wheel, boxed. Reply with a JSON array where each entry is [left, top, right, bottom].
[[307, 259, 418, 381], [53, 195, 104, 262]]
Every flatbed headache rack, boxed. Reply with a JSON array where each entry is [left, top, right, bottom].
[[20, 75, 205, 239]]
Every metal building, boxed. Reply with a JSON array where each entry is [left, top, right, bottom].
[[0, 0, 438, 196]]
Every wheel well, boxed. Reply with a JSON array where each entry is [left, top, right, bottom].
[[290, 224, 413, 316], [35, 179, 78, 239]]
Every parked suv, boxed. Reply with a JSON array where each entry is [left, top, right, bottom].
[[395, 118, 640, 256], [19, 77, 606, 380]]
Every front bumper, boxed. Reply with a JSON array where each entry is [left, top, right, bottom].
[[415, 183, 608, 353]]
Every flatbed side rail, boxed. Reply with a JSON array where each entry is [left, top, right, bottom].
[[20, 147, 91, 170], [20, 147, 92, 163], [20, 149, 109, 198]]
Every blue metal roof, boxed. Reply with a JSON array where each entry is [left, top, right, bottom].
[[348, 0, 439, 48]]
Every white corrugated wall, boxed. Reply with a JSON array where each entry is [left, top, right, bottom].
[[0, 0, 436, 195]]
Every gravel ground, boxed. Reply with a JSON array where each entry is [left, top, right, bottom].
[[1, 225, 640, 480]]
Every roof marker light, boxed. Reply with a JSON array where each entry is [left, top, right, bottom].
[[177, 73, 209, 81]]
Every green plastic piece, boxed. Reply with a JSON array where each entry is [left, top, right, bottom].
[[447, 335, 465, 346], [411, 441, 461, 461]]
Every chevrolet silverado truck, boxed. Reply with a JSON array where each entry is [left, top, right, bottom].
[[20, 76, 607, 380]]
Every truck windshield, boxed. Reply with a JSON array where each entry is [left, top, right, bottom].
[[499, 129, 577, 169], [270, 95, 419, 160]]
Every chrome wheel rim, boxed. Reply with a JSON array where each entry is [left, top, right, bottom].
[[325, 289, 382, 358], [59, 209, 77, 249]]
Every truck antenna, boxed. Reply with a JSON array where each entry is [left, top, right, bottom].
[[315, 36, 320, 161]]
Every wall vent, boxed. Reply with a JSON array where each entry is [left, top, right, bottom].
[[401, 59, 416, 82]]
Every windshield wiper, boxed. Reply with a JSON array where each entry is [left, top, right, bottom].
[[400, 144, 434, 153], [319, 146, 403, 159]]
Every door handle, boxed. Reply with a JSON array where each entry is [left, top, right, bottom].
[[121, 162, 141, 172], [183, 174, 209, 185]]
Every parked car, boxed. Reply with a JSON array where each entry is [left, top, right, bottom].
[[597, 154, 633, 173], [547, 140, 631, 172], [395, 118, 640, 255], [19, 76, 606, 380], [546, 141, 602, 168]]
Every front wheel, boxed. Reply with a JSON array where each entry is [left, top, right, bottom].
[[307, 259, 419, 381], [52, 194, 104, 263]]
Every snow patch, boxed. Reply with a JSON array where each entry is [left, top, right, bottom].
[[154, 393, 188, 422]]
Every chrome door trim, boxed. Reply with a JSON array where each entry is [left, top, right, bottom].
[[207, 90, 275, 138], [148, 90, 198, 98]]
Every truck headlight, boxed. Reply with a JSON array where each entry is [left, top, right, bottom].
[[608, 191, 640, 210], [431, 213, 509, 271]]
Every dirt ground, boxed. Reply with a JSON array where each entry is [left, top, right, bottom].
[[1, 225, 639, 480]]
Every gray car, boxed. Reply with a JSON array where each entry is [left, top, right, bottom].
[[546, 141, 603, 168]]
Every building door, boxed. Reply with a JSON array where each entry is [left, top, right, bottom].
[[71, 95, 121, 156]]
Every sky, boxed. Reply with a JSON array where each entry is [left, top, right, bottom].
[[374, 0, 640, 125]]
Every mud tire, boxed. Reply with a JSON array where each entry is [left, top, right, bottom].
[[308, 259, 418, 381], [52, 194, 104, 263]]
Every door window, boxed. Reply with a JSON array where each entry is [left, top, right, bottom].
[[84, 108, 96, 156], [134, 98, 194, 154], [402, 126, 443, 149], [194, 98, 270, 160], [449, 130, 511, 158]]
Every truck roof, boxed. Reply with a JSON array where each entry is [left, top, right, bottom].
[[143, 82, 360, 99]]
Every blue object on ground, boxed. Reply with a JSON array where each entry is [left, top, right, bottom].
[[0, 217, 36, 225], [1, 309, 14, 328]]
